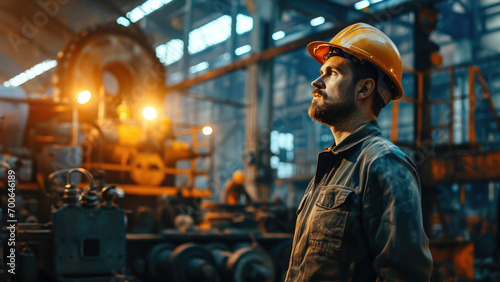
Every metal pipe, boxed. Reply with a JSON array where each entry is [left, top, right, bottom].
[[468, 66, 475, 146], [449, 67, 454, 148], [229, 0, 238, 61], [189, 128, 197, 189], [416, 72, 424, 147]]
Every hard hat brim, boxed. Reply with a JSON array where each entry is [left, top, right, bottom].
[[307, 41, 404, 100]]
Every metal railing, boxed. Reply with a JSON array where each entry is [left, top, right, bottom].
[[393, 65, 500, 148]]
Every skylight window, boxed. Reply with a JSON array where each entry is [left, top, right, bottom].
[[7, 0, 174, 87], [354, 0, 370, 10], [188, 16, 232, 54], [3, 60, 57, 87], [6, 7, 254, 87], [187, 14, 253, 55], [116, 17, 130, 27], [156, 39, 184, 65], [118, 0, 173, 26], [236, 14, 253, 34], [310, 17, 325, 27]]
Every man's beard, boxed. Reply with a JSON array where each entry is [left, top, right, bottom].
[[308, 90, 356, 126]]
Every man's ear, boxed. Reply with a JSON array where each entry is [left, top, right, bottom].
[[356, 78, 376, 100]]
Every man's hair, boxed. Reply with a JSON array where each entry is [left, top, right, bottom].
[[348, 61, 385, 117]]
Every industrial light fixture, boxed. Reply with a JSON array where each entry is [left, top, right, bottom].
[[77, 90, 92, 104], [202, 126, 213, 136], [310, 17, 325, 27], [142, 106, 157, 120]]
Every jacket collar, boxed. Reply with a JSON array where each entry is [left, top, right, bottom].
[[328, 120, 382, 154]]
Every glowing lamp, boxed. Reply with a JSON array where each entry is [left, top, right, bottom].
[[142, 106, 157, 120], [77, 90, 91, 104], [202, 126, 213, 136]]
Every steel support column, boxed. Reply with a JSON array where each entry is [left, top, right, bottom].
[[229, 0, 238, 61], [414, 3, 438, 236], [244, 0, 277, 201], [181, 0, 193, 79]]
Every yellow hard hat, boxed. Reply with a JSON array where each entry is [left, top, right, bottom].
[[232, 170, 245, 185], [307, 23, 403, 103]]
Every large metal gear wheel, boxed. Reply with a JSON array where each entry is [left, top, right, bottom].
[[225, 247, 275, 282], [169, 243, 221, 282], [52, 23, 166, 120]]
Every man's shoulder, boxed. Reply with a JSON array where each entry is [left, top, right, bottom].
[[359, 134, 416, 170]]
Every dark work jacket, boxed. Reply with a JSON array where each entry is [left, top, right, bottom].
[[285, 121, 432, 282]]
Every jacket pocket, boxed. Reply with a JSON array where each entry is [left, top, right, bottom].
[[309, 187, 353, 251]]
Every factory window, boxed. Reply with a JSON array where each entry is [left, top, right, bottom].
[[155, 14, 253, 67], [156, 39, 184, 65], [236, 14, 253, 34], [3, 60, 57, 87], [272, 31, 286, 41], [271, 130, 295, 178], [7, 13, 253, 87], [277, 162, 295, 178], [116, 17, 130, 27], [235, 45, 251, 56], [118, 0, 173, 26], [189, 61, 209, 74], [188, 14, 253, 55], [189, 16, 232, 54]]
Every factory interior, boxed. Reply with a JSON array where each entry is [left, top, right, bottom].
[[1, 0, 500, 281]]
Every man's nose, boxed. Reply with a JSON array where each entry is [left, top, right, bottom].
[[311, 77, 325, 89]]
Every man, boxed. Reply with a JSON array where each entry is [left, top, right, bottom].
[[223, 170, 252, 204], [285, 23, 433, 281]]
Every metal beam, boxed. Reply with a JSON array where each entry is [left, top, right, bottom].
[[244, 0, 277, 201], [284, 0, 363, 24], [421, 150, 500, 185], [166, 0, 436, 92], [179, 90, 247, 108]]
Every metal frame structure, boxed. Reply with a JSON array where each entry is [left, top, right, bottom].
[[82, 125, 213, 197]]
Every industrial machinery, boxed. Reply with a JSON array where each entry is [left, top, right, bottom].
[[0, 23, 292, 281]]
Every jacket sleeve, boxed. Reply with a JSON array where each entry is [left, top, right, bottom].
[[362, 152, 433, 281]]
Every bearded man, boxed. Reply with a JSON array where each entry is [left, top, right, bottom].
[[285, 23, 433, 282]]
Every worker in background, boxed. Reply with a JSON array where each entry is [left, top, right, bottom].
[[285, 23, 433, 281], [223, 170, 252, 204]]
